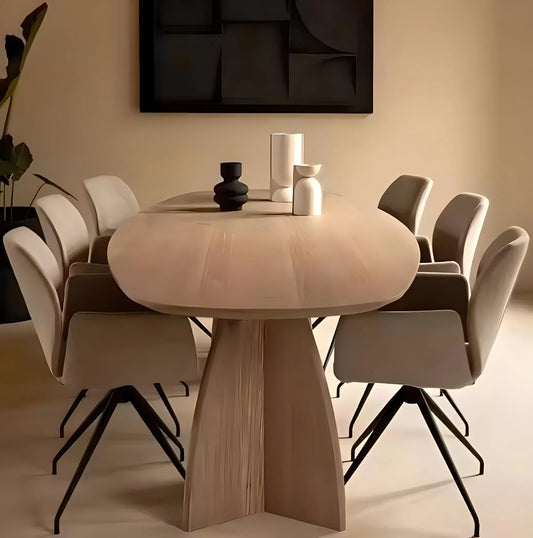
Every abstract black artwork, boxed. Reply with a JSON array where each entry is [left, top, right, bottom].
[[139, 0, 373, 113]]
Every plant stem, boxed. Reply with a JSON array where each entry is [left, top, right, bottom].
[[2, 96, 14, 138], [2, 182, 6, 221], [26, 183, 45, 217], [10, 179, 15, 221]]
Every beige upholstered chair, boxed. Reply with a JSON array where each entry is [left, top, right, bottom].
[[82, 176, 212, 339], [378, 174, 433, 234], [417, 192, 489, 281], [4, 226, 200, 534], [82, 175, 139, 237], [35, 194, 189, 438], [333, 226, 529, 538], [35, 194, 109, 283], [313, 174, 433, 337]]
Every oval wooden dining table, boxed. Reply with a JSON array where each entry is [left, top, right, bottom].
[[108, 189, 420, 532]]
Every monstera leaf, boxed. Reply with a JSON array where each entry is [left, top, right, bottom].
[[0, 36, 24, 110], [0, 3, 48, 110], [0, 134, 33, 181]]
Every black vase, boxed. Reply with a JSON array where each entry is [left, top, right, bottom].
[[213, 162, 248, 211]]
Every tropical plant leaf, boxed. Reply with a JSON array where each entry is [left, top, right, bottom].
[[10, 142, 33, 181], [34, 173, 77, 200], [0, 35, 24, 110], [0, 134, 15, 177], [20, 3, 48, 68], [0, 134, 14, 159]]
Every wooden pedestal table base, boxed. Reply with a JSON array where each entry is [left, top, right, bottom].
[[181, 318, 345, 531]]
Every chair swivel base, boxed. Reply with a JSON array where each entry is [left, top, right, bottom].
[[344, 385, 483, 538], [59, 382, 189, 438], [52, 385, 186, 535]]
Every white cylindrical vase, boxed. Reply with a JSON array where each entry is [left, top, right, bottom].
[[293, 164, 322, 216], [270, 133, 304, 202]]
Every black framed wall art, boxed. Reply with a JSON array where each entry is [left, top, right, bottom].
[[139, 0, 373, 113]]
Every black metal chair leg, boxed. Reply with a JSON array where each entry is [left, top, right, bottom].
[[53, 390, 113, 475], [440, 389, 470, 437], [54, 390, 119, 535], [153, 383, 180, 437], [323, 334, 336, 371], [59, 389, 88, 438], [128, 388, 186, 477], [189, 317, 212, 338], [335, 381, 344, 399], [347, 383, 375, 438], [344, 392, 404, 484], [423, 391, 483, 475], [132, 388, 185, 461], [180, 381, 190, 397], [312, 317, 325, 329], [417, 393, 480, 538]]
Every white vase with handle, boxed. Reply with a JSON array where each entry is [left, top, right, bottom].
[[270, 133, 304, 202], [293, 164, 322, 216]]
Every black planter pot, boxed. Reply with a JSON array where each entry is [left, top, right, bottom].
[[0, 207, 43, 324]]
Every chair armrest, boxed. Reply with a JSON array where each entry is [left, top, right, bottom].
[[89, 235, 111, 264], [416, 235, 434, 262], [381, 272, 469, 337], [418, 261, 461, 273], [334, 310, 472, 389], [62, 272, 148, 332], [68, 262, 110, 277]]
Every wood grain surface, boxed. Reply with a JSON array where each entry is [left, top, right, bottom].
[[109, 190, 420, 319]]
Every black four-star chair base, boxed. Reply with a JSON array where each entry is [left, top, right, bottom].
[[53, 385, 186, 535], [344, 385, 483, 538]]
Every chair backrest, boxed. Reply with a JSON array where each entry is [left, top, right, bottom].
[[35, 194, 90, 280], [432, 193, 489, 281], [378, 175, 433, 234], [82, 175, 139, 236], [467, 226, 529, 380], [3, 227, 63, 378]]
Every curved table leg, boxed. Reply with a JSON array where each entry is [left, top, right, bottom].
[[181, 318, 345, 532]]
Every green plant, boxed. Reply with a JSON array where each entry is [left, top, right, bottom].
[[0, 2, 75, 222]]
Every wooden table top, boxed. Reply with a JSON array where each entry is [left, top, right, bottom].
[[108, 190, 420, 319]]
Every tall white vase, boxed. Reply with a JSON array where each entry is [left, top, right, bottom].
[[293, 164, 322, 216], [270, 133, 304, 202]]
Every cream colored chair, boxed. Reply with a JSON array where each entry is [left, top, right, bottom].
[[82, 175, 212, 339], [4, 226, 200, 534], [35, 194, 109, 284], [35, 194, 187, 438], [312, 174, 433, 337], [417, 192, 489, 280], [378, 174, 433, 234], [334, 226, 529, 538], [326, 191, 489, 407], [82, 175, 139, 237]]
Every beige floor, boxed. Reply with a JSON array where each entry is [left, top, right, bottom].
[[0, 300, 532, 538]]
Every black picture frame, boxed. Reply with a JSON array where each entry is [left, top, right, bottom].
[[139, 0, 373, 113]]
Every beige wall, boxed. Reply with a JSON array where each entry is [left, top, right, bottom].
[[2, 0, 531, 288]]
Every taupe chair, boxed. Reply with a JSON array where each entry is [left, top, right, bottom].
[[327, 192, 490, 405], [313, 175, 433, 349], [82, 175, 139, 237], [35, 194, 109, 284], [334, 226, 529, 538], [4, 226, 200, 534], [35, 194, 189, 438], [417, 192, 489, 281], [82, 176, 212, 339], [378, 174, 433, 234]]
